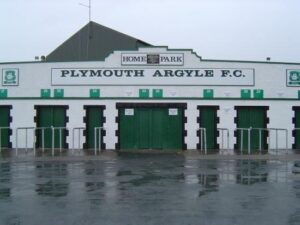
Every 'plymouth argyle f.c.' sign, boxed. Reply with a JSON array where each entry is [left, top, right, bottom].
[[51, 68, 255, 86]]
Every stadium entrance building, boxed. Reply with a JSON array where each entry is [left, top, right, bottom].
[[1, 21, 300, 152]]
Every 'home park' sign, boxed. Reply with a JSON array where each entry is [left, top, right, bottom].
[[51, 68, 255, 86]]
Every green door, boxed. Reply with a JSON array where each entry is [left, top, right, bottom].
[[36, 106, 67, 148], [236, 107, 267, 152], [119, 107, 183, 150], [85, 106, 104, 149], [198, 106, 218, 150], [0, 106, 11, 148], [138, 108, 151, 149], [119, 108, 138, 149], [119, 108, 152, 149], [163, 108, 183, 149], [293, 107, 300, 149]]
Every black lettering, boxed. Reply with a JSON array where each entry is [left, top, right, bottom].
[[114, 70, 123, 77], [124, 56, 147, 62], [160, 57, 169, 62], [124, 70, 134, 77], [195, 70, 204, 77], [103, 70, 113, 77], [233, 70, 242, 77], [205, 70, 214, 77], [153, 70, 163, 77], [221, 70, 231, 77], [184, 70, 194, 77], [175, 70, 184, 77], [164, 70, 174, 77], [61, 70, 69, 77], [90, 70, 102, 77], [70, 70, 79, 77], [170, 57, 176, 62], [177, 56, 183, 62], [79, 70, 88, 77], [134, 70, 144, 77]]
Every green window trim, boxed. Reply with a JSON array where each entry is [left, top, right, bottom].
[[40, 89, 51, 98], [203, 89, 214, 99], [89, 89, 100, 98], [241, 89, 251, 99], [0, 89, 8, 98], [253, 89, 264, 99], [54, 89, 64, 98], [139, 89, 150, 98], [152, 89, 163, 98]]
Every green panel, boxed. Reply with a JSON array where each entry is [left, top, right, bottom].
[[152, 89, 163, 98], [120, 108, 138, 149], [85, 107, 103, 148], [54, 89, 64, 98], [119, 107, 183, 150], [0, 107, 10, 147], [37, 107, 66, 148], [236, 108, 266, 152], [139, 89, 149, 98], [164, 108, 183, 149], [53, 107, 66, 148], [199, 107, 217, 150], [89, 89, 100, 98], [241, 89, 251, 99], [253, 89, 264, 99], [0, 89, 8, 98], [40, 89, 51, 98], [298, 90, 300, 99], [37, 107, 53, 148], [151, 108, 164, 149], [294, 109, 300, 149], [138, 109, 151, 149], [203, 89, 214, 99]]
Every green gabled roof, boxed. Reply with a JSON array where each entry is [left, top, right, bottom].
[[46, 21, 151, 62]]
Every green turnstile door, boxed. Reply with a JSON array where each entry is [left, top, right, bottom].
[[198, 106, 219, 150], [235, 107, 268, 152], [293, 107, 300, 149], [0, 106, 11, 148], [119, 107, 183, 150], [36, 106, 67, 149], [84, 106, 104, 149]]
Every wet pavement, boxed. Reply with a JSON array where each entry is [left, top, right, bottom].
[[1, 151, 300, 225]]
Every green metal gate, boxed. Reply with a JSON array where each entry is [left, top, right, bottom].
[[235, 106, 268, 152], [35, 106, 67, 149], [197, 106, 219, 150], [0, 106, 11, 148], [84, 106, 105, 149], [293, 107, 300, 149], [118, 105, 185, 151]]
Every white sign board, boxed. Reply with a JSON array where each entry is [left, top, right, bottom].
[[2, 68, 19, 86], [51, 68, 255, 86], [169, 108, 178, 116], [125, 108, 134, 116], [287, 69, 300, 87], [121, 53, 184, 65]]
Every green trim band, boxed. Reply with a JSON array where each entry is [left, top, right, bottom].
[[0, 97, 299, 101]]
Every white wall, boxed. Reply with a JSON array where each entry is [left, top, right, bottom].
[[1, 47, 300, 99], [3, 99, 299, 150], [1, 47, 300, 150]]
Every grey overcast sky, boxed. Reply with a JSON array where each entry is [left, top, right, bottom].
[[0, 0, 299, 63]]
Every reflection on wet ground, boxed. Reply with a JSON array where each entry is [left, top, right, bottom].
[[0, 153, 300, 225]]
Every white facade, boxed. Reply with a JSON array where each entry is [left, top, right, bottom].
[[1, 47, 300, 149]]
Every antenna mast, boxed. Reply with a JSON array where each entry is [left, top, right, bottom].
[[89, 0, 91, 22], [79, 0, 91, 22]]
